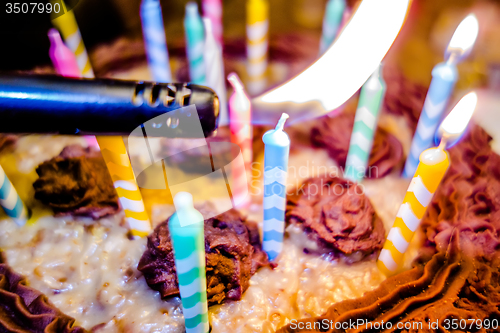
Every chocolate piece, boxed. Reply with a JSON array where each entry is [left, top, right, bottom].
[[33, 145, 120, 220], [311, 112, 404, 178], [286, 176, 385, 256], [278, 229, 500, 333], [0, 263, 86, 333], [138, 209, 269, 305], [0, 134, 17, 153], [383, 66, 427, 132], [422, 125, 500, 253]]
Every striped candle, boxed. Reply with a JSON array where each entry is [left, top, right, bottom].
[[403, 14, 479, 178], [97, 137, 152, 238], [319, 0, 346, 55], [378, 147, 449, 276], [140, 0, 172, 82], [202, 0, 223, 47], [184, 2, 206, 85], [45, 25, 151, 237], [246, 0, 269, 95], [0, 165, 28, 226], [228, 73, 252, 207], [169, 192, 209, 333], [262, 113, 290, 261], [204, 18, 228, 126], [51, 1, 94, 78], [344, 64, 386, 183], [402, 62, 457, 178]]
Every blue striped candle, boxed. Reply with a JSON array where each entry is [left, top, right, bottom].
[[403, 62, 458, 178], [141, 0, 172, 82], [262, 113, 290, 261], [184, 2, 206, 85], [319, 0, 346, 55], [169, 192, 209, 333], [0, 165, 28, 226]]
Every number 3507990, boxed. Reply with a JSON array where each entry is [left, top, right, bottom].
[[6, 3, 61, 14]]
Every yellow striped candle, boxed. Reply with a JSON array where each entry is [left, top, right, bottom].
[[51, 0, 94, 78], [96, 137, 151, 238], [246, 0, 269, 95], [378, 91, 477, 276], [50, 3, 151, 237], [377, 146, 449, 276]]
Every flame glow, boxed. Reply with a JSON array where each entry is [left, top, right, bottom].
[[441, 92, 478, 136], [447, 14, 479, 57], [253, 0, 410, 123]]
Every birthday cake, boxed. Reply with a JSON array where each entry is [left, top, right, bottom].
[[2, 1, 500, 332]]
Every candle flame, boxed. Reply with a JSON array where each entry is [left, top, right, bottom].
[[252, 0, 410, 125], [446, 14, 479, 59], [441, 92, 478, 136]]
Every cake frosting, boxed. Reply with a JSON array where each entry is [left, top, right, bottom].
[[33, 145, 120, 220], [277, 229, 500, 332], [0, 262, 85, 333], [286, 176, 385, 258], [276, 124, 500, 332], [421, 125, 500, 254], [138, 208, 268, 305], [311, 112, 404, 178], [382, 66, 427, 132]]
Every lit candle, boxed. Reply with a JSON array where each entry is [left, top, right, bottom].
[[202, 0, 223, 47], [204, 18, 228, 126], [246, 0, 269, 95], [344, 63, 386, 183], [184, 2, 206, 85], [169, 192, 209, 333], [228, 73, 253, 207], [403, 14, 479, 178], [140, 0, 172, 82], [319, 0, 346, 55], [378, 92, 478, 276], [262, 113, 290, 261], [0, 166, 29, 226]]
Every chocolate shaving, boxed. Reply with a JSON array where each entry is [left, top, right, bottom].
[[138, 209, 269, 305], [0, 263, 86, 333], [33, 145, 120, 220]]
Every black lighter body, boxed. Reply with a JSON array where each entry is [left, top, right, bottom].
[[0, 74, 220, 138]]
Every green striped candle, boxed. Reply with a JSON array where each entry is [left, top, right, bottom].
[[345, 63, 386, 183], [169, 192, 209, 333]]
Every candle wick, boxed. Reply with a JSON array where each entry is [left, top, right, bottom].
[[446, 50, 460, 65], [275, 113, 289, 131], [438, 135, 448, 150]]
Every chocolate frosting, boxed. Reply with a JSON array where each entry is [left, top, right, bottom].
[[286, 176, 385, 256], [138, 209, 269, 305], [422, 125, 500, 253], [0, 262, 86, 333], [278, 229, 500, 332], [383, 66, 427, 132], [33, 145, 120, 219], [0, 134, 17, 153], [311, 112, 404, 179]]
